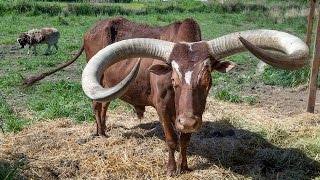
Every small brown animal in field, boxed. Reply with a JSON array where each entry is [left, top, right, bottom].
[[17, 27, 60, 55]]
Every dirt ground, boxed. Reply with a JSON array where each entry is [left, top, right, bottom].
[[247, 83, 320, 115]]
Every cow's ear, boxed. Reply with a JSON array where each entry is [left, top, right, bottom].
[[212, 60, 236, 73], [148, 63, 172, 75]]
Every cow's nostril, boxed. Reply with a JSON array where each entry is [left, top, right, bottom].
[[179, 118, 195, 127]]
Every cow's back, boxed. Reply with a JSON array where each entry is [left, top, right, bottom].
[[83, 17, 201, 106], [84, 17, 168, 61]]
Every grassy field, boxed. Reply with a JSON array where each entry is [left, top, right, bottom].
[[0, 0, 319, 179]]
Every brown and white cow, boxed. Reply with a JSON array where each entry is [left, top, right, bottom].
[[17, 27, 60, 55], [23, 17, 309, 176], [81, 17, 309, 176]]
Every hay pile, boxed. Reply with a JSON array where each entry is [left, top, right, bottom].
[[0, 98, 319, 179]]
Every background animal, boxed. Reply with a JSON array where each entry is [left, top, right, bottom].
[[22, 17, 309, 176], [17, 27, 60, 55]]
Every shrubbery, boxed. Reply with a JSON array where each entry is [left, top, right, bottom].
[[0, 1, 273, 16], [33, 0, 132, 2], [0, 1, 137, 16], [66, 3, 130, 16]]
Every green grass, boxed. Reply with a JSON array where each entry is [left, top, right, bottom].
[[0, 1, 318, 179], [262, 65, 312, 87], [214, 89, 243, 103], [0, 0, 313, 133], [0, 159, 24, 180], [0, 97, 30, 133], [0, 0, 313, 134], [24, 80, 94, 122]]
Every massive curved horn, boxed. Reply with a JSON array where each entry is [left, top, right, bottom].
[[82, 38, 174, 102], [207, 29, 309, 70]]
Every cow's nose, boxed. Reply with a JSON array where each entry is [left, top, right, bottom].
[[176, 115, 200, 133]]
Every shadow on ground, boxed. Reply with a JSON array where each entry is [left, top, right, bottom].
[[2, 119, 319, 179], [0, 156, 26, 180], [124, 120, 320, 179]]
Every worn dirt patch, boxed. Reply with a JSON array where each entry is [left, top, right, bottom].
[[245, 83, 320, 115]]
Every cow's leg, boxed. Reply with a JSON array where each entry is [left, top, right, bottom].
[[177, 132, 192, 174], [33, 45, 37, 55], [100, 101, 109, 135], [156, 109, 178, 176], [54, 43, 59, 51], [163, 118, 178, 176], [92, 101, 109, 136], [134, 105, 145, 119], [28, 46, 31, 55], [45, 44, 52, 55]]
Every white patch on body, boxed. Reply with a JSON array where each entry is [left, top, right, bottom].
[[171, 60, 182, 78], [185, 71, 193, 85]]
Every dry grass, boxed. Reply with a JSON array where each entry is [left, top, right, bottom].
[[0, 98, 319, 179]]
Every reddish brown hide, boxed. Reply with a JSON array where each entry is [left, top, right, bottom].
[[83, 17, 233, 176], [24, 16, 308, 177]]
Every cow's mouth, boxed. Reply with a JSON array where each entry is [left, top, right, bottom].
[[175, 115, 202, 133]]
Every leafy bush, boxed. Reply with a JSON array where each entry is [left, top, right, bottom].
[[0, 3, 5, 16], [67, 3, 127, 16], [34, 0, 133, 2], [1, 1, 138, 16], [146, 4, 185, 14], [111, 0, 133, 3], [13, 1, 33, 14], [32, 3, 61, 16], [0, 1, 272, 16]]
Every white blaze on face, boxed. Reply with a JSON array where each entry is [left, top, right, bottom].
[[185, 71, 193, 85], [171, 60, 182, 78]]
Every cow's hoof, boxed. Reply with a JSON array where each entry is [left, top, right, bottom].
[[91, 133, 108, 138], [166, 165, 177, 177], [166, 169, 177, 177], [177, 165, 191, 174]]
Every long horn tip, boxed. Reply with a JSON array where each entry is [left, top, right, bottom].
[[238, 35, 247, 44]]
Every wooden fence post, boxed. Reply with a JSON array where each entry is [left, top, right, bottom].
[[306, 0, 316, 48], [307, 6, 320, 113]]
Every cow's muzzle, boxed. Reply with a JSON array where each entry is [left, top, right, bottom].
[[175, 114, 202, 133]]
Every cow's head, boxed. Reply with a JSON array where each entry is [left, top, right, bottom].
[[17, 32, 30, 48], [148, 42, 235, 132], [81, 29, 309, 133]]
